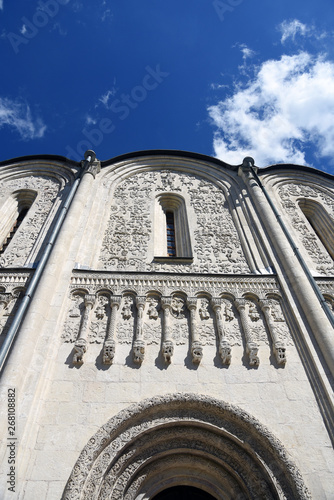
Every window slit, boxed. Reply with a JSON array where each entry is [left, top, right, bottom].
[[166, 211, 176, 256]]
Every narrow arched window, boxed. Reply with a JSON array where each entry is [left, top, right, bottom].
[[298, 199, 334, 260], [154, 194, 192, 260], [0, 190, 36, 255], [0, 207, 29, 254]]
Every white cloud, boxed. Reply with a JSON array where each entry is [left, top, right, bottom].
[[208, 52, 334, 167], [85, 115, 97, 125], [99, 87, 117, 108], [239, 43, 256, 61], [279, 20, 308, 43], [0, 97, 46, 140], [0, 1, 3, 10]]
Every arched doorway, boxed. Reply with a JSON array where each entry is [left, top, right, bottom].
[[152, 485, 216, 500], [62, 394, 310, 500]]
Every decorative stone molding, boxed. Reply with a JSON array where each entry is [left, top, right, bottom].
[[70, 270, 280, 297], [62, 274, 292, 367], [62, 394, 311, 500]]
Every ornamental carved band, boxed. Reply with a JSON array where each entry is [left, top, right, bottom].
[[63, 274, 293, 368]]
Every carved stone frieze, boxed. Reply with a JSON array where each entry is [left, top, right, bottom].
[[70, 271, 280, 297], [62, 274, 293, 367]]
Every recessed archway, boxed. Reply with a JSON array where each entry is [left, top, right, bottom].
[[62, 394, 311, 500]]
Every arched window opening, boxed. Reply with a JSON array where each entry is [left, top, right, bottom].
[[0, 190, 36, 255], [298, 199, 334, 260], [154, 193, 192, 260], [166, 211, 176, 256]]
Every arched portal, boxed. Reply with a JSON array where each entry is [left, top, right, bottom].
[[62, 394, 311, 500]]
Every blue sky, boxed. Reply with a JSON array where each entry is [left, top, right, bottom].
[[1, 0, 334, 172]]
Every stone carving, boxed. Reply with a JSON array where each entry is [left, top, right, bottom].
[[73, 338, 87, 365], [198, 324, 215, 346], [161, 340, 174, 363], [62, 294, 84, 343], [98, 170, 249, 274], [199, 299, 210, 320], [122, 296, 134, 320], [133, 296, 146, 363], [62, 394, 311, 500], [161, 297, 174, 363], [147, 297, 159, 319], [172, 323, 188, 345], [103, 296, 121, 364], [170, 295, 186, 319], [0, 176, 60, 267], [72, 294, 95, 365], [143, 323, 161, 345], [278, 183, 334, 275], [187, 298, 203, 363], [89, 295, 109, 344], [211, 298, 232, 364], [103, 340, 116, 365], [71, 270, 280, 298], [235, 299, 259, 366], [133, 340, 145, 363]]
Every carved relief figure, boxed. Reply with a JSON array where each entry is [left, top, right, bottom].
[[199, 299, 210, 320], [171, 296, 186, 319], [147, 297, 159, 319], [122, 296, 133, 320]]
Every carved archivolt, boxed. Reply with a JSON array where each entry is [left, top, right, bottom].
[[62, 394, 311, 500]]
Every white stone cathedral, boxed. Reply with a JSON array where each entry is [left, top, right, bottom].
[[0, 150, 333, 499]]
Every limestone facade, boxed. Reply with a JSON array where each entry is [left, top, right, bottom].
[[0, 151, 333, 499]]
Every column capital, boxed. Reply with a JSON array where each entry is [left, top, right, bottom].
[[81, 159, 101, 178], [187, 297, 197, 310], [110, 295, 122, 309], [84, 294, 96, 308]]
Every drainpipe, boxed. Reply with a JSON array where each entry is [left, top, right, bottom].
[[0, 150, 96, 373], [242, 156, 334, 328]]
